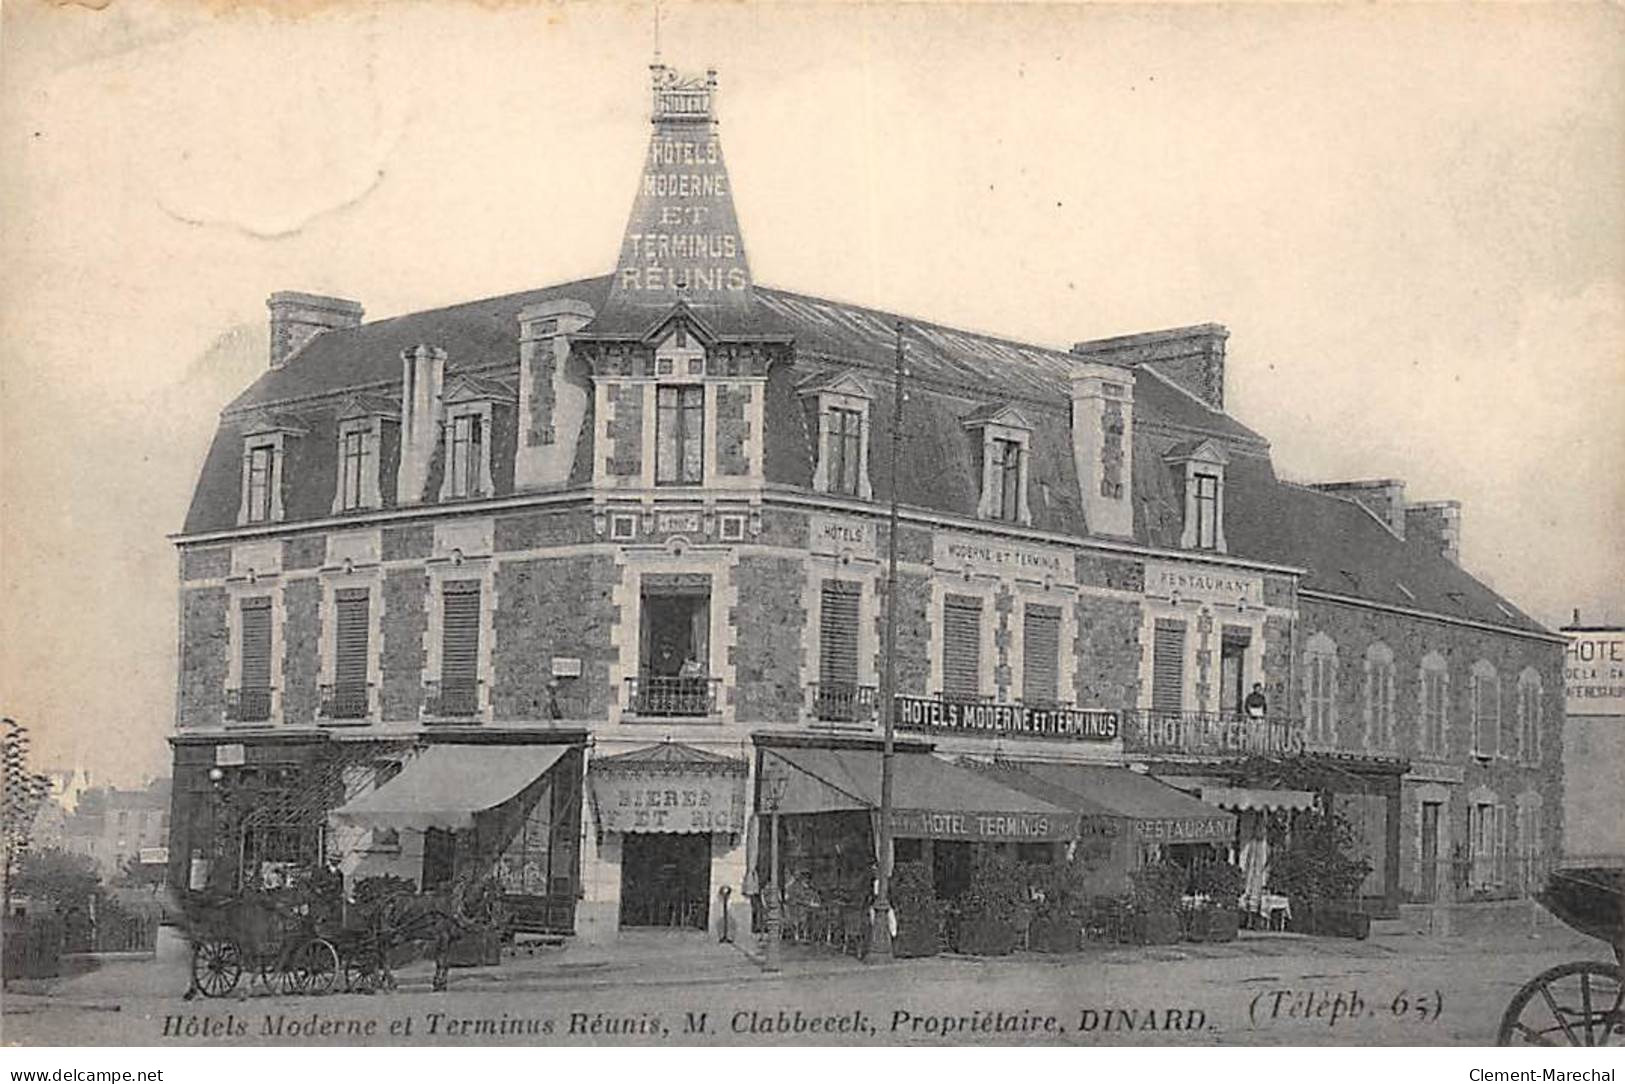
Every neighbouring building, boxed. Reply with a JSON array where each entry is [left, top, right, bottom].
[[1559, 618, 1624, 865], [53, 780, 172, 883], [166, 65, 1566, 942]]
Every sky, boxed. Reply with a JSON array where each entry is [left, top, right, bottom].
[[1, 0, 1621, 787]]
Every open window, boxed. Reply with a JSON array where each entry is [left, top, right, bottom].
[[798, 371, 873, 499], [963, 403, 1032, 524], [633, 574, 715, 716], [1164, 439, 1230, 553]]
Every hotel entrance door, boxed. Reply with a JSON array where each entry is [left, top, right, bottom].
[[619, 833, 711, 930]]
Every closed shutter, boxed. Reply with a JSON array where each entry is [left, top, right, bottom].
[[442, 581, 481, 687], [240, 597, 272, 689], [819, 581, 861, 685], [334, 588, 370, 690], [941, 594, 982, 698], [1151, 620, 1186, 713], [1022, 605, 1061, 706]]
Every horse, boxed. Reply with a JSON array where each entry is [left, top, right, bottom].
[[375, 873, 503, 992]]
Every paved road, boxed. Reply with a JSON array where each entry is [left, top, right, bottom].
[[3, 926, 1613, 1047]]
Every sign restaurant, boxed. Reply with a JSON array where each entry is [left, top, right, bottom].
[[1144, 560, 1264, 608], [893, 695, 1120, 742], [590, 773, 747, 834]]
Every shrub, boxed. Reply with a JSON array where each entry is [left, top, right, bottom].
[[1128, 860, 1187, 915], [1192, 862, 1245, 908], [1268, 806, 1373, 906]]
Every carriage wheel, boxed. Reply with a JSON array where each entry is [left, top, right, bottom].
[[300, 938, 340, 995], [1498, 961, 1625, 1046], [191, 939, 243, 999], [344, 950, 384, 994]]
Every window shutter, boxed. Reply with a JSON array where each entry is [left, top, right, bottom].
[[819, 581, 861, 686], [941, 594, 983, 698], [442, 581, 481, 687], [240, 597, 272, 689], [334, 588, 370, 690], [1151, 620, 1186, 713], [1022, 605, 1061, 706]]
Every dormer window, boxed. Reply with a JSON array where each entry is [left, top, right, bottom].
[[236, 411, 306, 526], [1164, 438, 1230, 553], [963, 402, 1032, 525], [245, 444, 275, 523], [798, 370, 873, 500], [656, 385, 705, 485], [332, 394, 396, 514], [437, 373, 514, 503], [446, 412, 484, 498]]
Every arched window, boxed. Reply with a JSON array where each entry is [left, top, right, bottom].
[[1470, 660, 1500, 759], [1517, 669, 1543, 767], [1418, 652, 1449, 756], [1363, 643, 1396, 751], [1303, 632, 1338, 747]]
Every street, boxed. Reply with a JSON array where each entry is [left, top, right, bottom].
[[3, 923, 1612, 1047]]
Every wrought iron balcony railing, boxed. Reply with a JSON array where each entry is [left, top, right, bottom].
[[1120, 710, 1305, 757], [806, 682, 879, 724], [319, 682, 373, 721], [625, 675, 720, 718], [423, 678, 483, 720], [224, 687, 273, 724]]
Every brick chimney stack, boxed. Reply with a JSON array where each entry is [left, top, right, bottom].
[[1072, 324, 1229, 412], [267, 291, 364, 369], [1311, 479, 1407, 538], [1406, 500, 1462, 564]]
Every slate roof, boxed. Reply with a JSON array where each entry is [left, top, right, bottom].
[[184, 277, 1548, 637]]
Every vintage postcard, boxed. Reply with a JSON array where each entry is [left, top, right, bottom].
[[2, 0, 1622, 1061]]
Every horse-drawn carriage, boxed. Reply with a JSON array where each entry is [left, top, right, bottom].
[[183, 873, 501, 998], [1496, 866, 1625, 1046]]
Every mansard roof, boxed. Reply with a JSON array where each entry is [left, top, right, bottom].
[[186, 278, 1547, 637]]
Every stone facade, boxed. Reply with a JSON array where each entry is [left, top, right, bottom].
[[730, 554, 806, 720], [1073, 595, 1141, 710], [178, 587, 228, 726], [493, 554, 620, 720], [715, 383, 753, 477], [281, 578, 321, 725], [380, 568, 428, 721]]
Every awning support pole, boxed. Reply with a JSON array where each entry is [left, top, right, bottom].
[[871, 321, 907, 962]]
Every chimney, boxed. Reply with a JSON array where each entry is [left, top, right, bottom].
[[1071, 324, 1229, 411], [266, 291, 364, 368], [396, 344, 446, 506], [1405, 500, 1461, 564], [515, 299, 596, 490], [1067, 360, 1136, 539], [1311, 479, 1407, 538]]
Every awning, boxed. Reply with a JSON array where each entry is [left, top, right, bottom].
[[589, 742, 747, 834], [983, 762, 1236, 845], [765, 748, 1076, 842], [332, 744, 571, 831], [1197, 786, 1317, 813]]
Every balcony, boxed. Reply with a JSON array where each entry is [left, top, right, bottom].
[[624, 675, 720, 718], [1120, 710, 1304, 758], [807, 682, 878, 725], [423, 678, 483, 721], [224, 687, 272, 724], [319, 682, 372, 721]]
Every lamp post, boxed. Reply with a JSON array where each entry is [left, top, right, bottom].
[[759, 755, 790, 974], [870, 321, 906, 961]]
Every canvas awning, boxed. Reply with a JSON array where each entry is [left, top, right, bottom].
[[332, 744, 571, 831], [764, 748, 1076, 842], [981, 762, 1236, 845], [588, 742, 748, 835], [1195, 786, 1317, 813]]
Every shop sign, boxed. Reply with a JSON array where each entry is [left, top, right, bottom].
[[1133, 816, 1234, 843], [1144, 560, 1263, 608], [933, 535, 1069, 582], [590, 771, 746, 834], [893, 695, 1119, 742], [890, 809, 1073, 842], [1564, 629, 1625, 717], [809, 514, 876, 559]]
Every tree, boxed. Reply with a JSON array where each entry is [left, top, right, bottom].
[[2, 717, 52, 914]]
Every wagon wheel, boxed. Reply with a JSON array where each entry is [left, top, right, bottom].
[[299, 938, 340, 995], [1498, 960, 1625, 1046], [343, 945, 385, 994], [191, 938, 243, 999]]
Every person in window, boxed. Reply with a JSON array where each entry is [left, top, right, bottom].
[[1244, 683, 1268, 720]]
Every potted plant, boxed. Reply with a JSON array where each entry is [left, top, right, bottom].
[[889, 862, 943, 958], [1128, 860, 1186, 944], [1026, 863, 1088, 954], [955, 853, 1025, 956], [1187, 862, 1244, 943]]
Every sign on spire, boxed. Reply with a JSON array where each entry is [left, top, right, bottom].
[[591, 65, 757, 337]]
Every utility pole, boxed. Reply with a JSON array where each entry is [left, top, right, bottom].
[[871, 321, 906, 960]]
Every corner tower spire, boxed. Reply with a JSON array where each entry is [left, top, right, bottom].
[[590, 64, 757, 336]]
